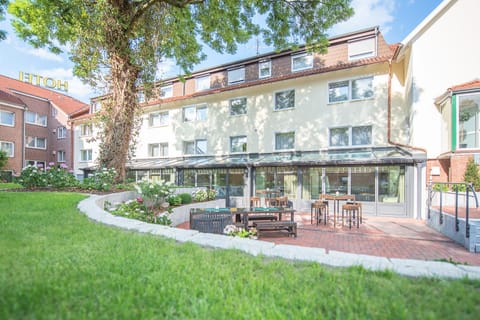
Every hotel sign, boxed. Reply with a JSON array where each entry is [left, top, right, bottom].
[[18, 71, 68, 92]]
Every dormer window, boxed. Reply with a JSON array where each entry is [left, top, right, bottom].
[[348, 37, 377, 60], [137, 91, 145, 103], [259, 60, 271, 78], [228, 67, 245, 85], [91, 101, 101, 113], [292, 53, 313, 72], [196, 75, 210, 91]]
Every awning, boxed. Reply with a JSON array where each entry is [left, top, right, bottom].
[[126, 146, 426, 170]]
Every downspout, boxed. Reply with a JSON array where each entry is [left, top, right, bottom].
[[22, 107, 27, 169]]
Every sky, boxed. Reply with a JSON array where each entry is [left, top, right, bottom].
[[0, 0, 444, 103]]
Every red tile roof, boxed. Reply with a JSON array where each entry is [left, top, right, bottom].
[[0, 74, 88, 116], [0, 89, 26, 107], [449, 79, 480, 91]]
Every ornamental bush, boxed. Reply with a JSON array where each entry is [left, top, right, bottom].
[[18, 163, 78, 189], [18, 165, 47, 188], [179, 193, 192, 204], [135, 180, 173, 210], [81, 167, 117, 191]]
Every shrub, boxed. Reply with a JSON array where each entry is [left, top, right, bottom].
[[192, 189, 208, 202], [45, 163, 78, 188], [81, 167, 117, 191], [451, 184, 467, 192], [108, 198, 172, 226], [432, 184, 448, 192], [18, 165, 47, 188], [207, 188, 217, 200], [463, 158, 480, 190], [179, 193, 192, 204], [167, 195, 182, 206], [135, 180, 173, 210]]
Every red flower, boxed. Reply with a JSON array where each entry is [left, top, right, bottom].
[[136, 197, 144, 203]]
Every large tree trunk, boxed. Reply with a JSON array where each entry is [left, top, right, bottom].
[[98, 3, 140, 181]]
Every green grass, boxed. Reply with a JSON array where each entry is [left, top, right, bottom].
[[0, 182, 23, 189], [1, 192, 479, 319]]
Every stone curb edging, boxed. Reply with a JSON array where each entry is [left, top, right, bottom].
[[77, 193, 480, 280]]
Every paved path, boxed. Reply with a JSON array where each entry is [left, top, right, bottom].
[[78, 195, 480, 279]]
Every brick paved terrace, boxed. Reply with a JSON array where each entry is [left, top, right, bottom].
[[179, 213, 480, 266]]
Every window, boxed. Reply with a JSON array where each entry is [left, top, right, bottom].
[[0, 141, 14, 157], [348, 37, 376, 60], [196, 75, 210, 91], [329, 126, 372, 147], [26, 160, 45, 168], [91, 101, 101, 113], [228, 67, 245, 84], [292, 53, 313, 72], [57, 126, 67, 139], [458, 92, 480, 149], [183, 104, 207, 122], [184, 139, 207, 155], [25, 111, 47, 126], [80, 149, 93, 161], [230, 97, 247, 116], [149, 111, 169, 127], [275, 132, 295, 150], [274, 90, 295, 110], [148, 143, 168, 157], [328, 77, 373, 103], [230, 136, 247, 153], [160, 85, 173, 98], [57, 150, 66, 162], [26, 136, 46, 149], [259, 60, 271, 78], [51, 107, 57, 117], [137, 91, 145, 103], [80, 124, 93, 136], [0, 110, 14, 126]]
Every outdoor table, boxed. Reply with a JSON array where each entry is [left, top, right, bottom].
[[322, 194, 355, 227]]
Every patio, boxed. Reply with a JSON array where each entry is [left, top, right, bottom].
[[178, 213, 480, 266]]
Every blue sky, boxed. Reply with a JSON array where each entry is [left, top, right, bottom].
[[0, 0, 443, 103]]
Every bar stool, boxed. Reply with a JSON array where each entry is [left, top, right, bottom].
[[341, 202, 362, 229], [311, 200, 329, 225], [250, 196, 261, 207], [276, 196, 289, 208]]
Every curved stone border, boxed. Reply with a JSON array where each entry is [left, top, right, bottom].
[[77, 193, 480, 279]]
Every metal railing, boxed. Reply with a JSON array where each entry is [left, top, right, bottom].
[[427, 182, 478, 238]]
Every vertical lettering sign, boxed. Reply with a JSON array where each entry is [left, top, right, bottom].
[[18, 71, 69, 92]]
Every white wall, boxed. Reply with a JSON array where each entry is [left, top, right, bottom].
[[407, 0, 480, 157]]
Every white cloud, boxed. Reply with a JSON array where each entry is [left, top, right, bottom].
[[330, 0, 396, 37], [24, 47, 64, 62]]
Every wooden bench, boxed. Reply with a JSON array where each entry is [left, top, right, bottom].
[[253, 221, 297, 238]]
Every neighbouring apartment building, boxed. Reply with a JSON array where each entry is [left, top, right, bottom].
[[0, 75, 89, 178], [71, 0, 479, 219]]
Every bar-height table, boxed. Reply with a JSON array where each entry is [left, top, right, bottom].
[[322, 194, 355, 227]]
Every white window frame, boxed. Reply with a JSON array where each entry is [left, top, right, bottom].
[[230, 136, 247, 153], [274, 89, 295, 111], [228, 67, 245, 85], [258, 60, 271, 78], [57, 126, 67, 139], [91, 101, 101, 113], [0, 141, 14, 157], [160, 84, 173, 98], [275, 131, 295, 151], [195, 75, 210, 92], [25, 111, 47, 127], [26, 136, 47, 149], [183, 104, 207, 122], [80, 124, 93, 137], [0, 110, 15, 127], [26, 160, 45, 168], [149, 111, 169, 127], [291, 52, 313, 72], [328, 77, 374, 104], [137, 91, 145, 103], [230, 97, 247, 116], [57, 150, 66, 162], [80, 149, 93, 162], [329, 125, 372, 147], [148, 143, 168, 157], [184, 139, 207, 155]]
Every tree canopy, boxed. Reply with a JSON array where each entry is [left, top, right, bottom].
[[0, 0, 8, 40], [9, 0, 353, 180]]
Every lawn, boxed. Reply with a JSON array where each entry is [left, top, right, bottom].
[[1, 192, 479, 319], [0, 182, 23, 189]]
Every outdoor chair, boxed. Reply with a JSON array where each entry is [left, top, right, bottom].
[[311, 200, 329, 225]]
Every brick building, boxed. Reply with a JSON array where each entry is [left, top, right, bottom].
[[0, 74, 89, 178]]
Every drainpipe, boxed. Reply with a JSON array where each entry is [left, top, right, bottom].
[[22, 107, 27, 168]]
